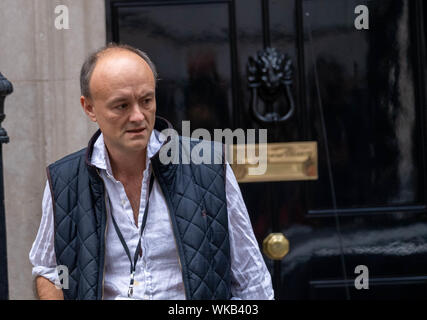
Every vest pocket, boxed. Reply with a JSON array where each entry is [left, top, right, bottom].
[[202, 208, 215, 297], [202, 209, 214, 252]]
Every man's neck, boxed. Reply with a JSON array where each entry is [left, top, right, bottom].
[[106, 144, 147, 180]]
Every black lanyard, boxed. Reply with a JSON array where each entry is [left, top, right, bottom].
[[108, 173, 155, 298]]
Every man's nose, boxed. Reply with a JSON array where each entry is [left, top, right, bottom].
[[129, 103, 145, 122]]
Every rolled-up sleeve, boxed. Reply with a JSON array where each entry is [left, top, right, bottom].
[[226, 163, 274, 300], [29, 181, 58, 284]]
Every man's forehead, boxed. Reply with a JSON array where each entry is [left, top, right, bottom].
[[90, 49, 155, 98], [106, 87, 155, 104]]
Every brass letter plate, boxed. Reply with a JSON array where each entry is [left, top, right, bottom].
[[229, 142, 318, 183]]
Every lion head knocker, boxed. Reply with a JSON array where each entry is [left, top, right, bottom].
[[247, 47, 295, 124]]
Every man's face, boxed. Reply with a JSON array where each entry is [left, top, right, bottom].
[[81, 50, 156, 155]]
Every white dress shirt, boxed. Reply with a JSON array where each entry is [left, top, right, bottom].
[[29, 129, 274, 300]]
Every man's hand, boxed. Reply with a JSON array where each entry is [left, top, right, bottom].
[[35, 276, 64, 300]]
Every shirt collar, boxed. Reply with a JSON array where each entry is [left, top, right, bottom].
[[91, 129, 165, 175]]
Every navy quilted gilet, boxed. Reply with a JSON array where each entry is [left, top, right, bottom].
[[47, 117, 231, 300]]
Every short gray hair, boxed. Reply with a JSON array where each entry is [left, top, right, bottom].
[[80, 43, 158, 98]]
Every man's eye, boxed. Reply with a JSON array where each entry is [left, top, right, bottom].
[[142, 98, 152, 105], [117, 104, 127, 110]]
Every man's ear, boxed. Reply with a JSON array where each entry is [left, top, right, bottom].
[[80, 96, 97, 122]]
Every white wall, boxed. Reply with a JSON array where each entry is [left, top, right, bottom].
[[0, 0, 106, 299]]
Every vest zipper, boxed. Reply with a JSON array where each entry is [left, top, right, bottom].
[[96, 168, 108, 300]]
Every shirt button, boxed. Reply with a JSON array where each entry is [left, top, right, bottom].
[[121, 199, 126, 206]]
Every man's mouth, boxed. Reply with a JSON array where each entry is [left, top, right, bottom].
[[126, 128, 146, 134]]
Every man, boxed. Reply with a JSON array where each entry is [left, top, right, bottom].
[[29, 43, 274, 300]]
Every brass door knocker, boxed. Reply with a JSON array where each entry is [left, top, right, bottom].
[[247, 47, 295, 124]]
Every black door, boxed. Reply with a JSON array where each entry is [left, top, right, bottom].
[[106, 0, 427, 299]]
